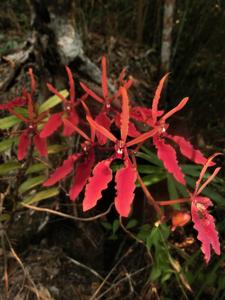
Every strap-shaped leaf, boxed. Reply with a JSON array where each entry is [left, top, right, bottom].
[[22, 187, 59, 205], [0, 161, 20, 175], [115, 163, 137, 217], [0, 137, 18, 153], [40, 113, 63, 138], [0, 115, 21, 130], [44, 155, 76, 186], [83, 159, 113, 211], [153, 136, 185, 185], [191, 196, 220, 263], [69, 150, 95, 201], [19, 175, 47, 194], [38, 90, 69, 113]]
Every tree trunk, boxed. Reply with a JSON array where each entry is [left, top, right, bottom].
[[0, 0, 103, 103], [160, 0, 175, 74]]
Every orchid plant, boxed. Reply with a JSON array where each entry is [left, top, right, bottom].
[[0, 57, 222, 263]]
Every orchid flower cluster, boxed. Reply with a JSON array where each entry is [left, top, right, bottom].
[[0, 56, 221, 263]]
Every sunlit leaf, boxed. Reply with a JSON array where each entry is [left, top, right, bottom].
[[19, 175, 47, 194], [0, 137, 18, 152], [26, 163, 47, 175], [22, 187, 59, 205], [0, 161, 20, 175], [0, 115, 21, 129], [38, 90, 69, 113]]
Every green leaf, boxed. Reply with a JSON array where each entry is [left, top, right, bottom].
[[26, 163, 47, 175], [101, 221, 112, 230], [38, 90, 69, 113], [139, 146, 163, 167], [0, 137, 18, 152], [112, 219, 120, 235], [19, 175, 47, 194], [0, 115, 21, 129], [0, 161, 20, 175], [14, 107, 28, 118], [138, 164, 164, 174], [167, 173, 179, 200], [22, 187, 59, 205], [126, 219, 138, 229], [0, 214, 11, 222], [174, 180, 189, 198], [47, 144, 68, 154], [137, 173, 166, 187], [150, 267, 162, 281], [137, 224, 152, 241]]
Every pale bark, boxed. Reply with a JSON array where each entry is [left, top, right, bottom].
[[161, 0, 175, 73]]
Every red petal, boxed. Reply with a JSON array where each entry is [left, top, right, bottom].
[[101, 55, 108, 99], [40, 113, 63, 138], [0, 97, 26, 110], [27, 93, 34, 120], [69, 150, 95, 201], [34, 133, 48, 157], [191, 196, 220, 263], [120, 87, 129, 142], [80, 82, 104, 104], [28, 68, 36, 94], [44, 155, 77, 186], [114, 113, 140, 138], [18, 130, 30, 160], [152, 74, 169, 124], [65, 66, 75, 104], [87, 116, 117, 143], [131, 107, 164, 125], [47, 83, 67, 104], [95, 112, 111, 145], [153, 136, 186, 185], [166, 134, 211, 165], [63, 110, 79, 136], [115, 163, 137, 217], [195, 153, 221, 194], [126, 128, 157, 147], [161, 97, 189, 122], [127, 121, 140, 137], [83, 159, 113, 211]]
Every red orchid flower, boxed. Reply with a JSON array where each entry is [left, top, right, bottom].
[[43, 118, 97, 201], [84, 87, 157, 217], [0, 95, 26, 110], [80, 56, 134, 145], [189, 153, 221, 263], [40, 67, 79, 138], [147, 74, 213, 185], [4, 69, 47, 160]]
